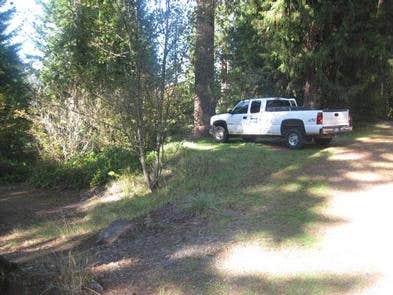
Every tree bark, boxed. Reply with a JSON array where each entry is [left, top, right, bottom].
[[303, 74, 317, 107], [220, 53, 229, 98], [193, 0, 215, 138], [378, 0, 384, 9], [303, 19, 318, 108]]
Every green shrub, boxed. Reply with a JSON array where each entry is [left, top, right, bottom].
[[28, 147, 139, 189], [0, 157, 31, 183]]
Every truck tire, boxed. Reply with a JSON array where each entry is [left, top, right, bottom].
[[285, 128, 304, 149], [213, 125, 228, 143], [314, 137, 332, 147]]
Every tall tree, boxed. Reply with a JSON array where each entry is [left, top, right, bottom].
[[0, 0, 25, 283], [0, 0, 32, 175], [193, 0, 215, 137]]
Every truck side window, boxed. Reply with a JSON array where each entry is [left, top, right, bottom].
[[231, 100, 249, 114], [266, 100, 291, 112], [250, 100, 261, 113]]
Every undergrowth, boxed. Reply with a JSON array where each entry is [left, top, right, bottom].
[[28, 147, 139, 189]]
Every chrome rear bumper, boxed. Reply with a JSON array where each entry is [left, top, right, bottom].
[[320, 126, 353, 135]]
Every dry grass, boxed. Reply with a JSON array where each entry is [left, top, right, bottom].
[[49, 250, 93, 295]]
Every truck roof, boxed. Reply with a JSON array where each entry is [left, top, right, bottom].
[[250, 97, 295, 101]]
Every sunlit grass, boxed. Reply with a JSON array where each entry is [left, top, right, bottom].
[[204, 273, 370, 295], [2, 126, 376, 253], [5, 142, 323, 250]]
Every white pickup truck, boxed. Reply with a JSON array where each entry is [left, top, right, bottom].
[[209, 97, 352, 149]]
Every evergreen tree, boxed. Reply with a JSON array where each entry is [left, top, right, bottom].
[[223, 0, 393, 118], [0, 0, 32, 173]]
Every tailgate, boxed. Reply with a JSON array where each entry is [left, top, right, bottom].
[[323, 109, 350, 126]]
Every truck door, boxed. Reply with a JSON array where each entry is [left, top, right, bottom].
[[227, 100, 250, 134], [263, 99, 291, 135], [243, 99, 262, 135]]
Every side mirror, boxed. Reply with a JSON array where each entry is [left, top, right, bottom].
[[227, 108, 233, 113]]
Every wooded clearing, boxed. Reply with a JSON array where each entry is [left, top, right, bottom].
[[1, 0, 393, 294]]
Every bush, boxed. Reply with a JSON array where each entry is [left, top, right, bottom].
[[0, 158, 31, 184], [28, 147, 139, 189]]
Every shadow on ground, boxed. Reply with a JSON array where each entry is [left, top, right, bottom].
[[1, 122, 392, 294]]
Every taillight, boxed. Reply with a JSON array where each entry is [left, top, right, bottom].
[[349, 113, 352, 126], [316, 112, 323, 125]]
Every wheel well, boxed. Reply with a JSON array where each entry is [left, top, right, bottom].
[[213, 120, 227, 130], [281, 119, 305, 136]]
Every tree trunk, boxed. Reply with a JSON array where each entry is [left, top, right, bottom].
[[220, 53, 229, 98], [378, 0, 384, 9], [303, 75, 317, 107], [193, 0, 215, 138]]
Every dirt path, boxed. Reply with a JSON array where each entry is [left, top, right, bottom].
[[92, 123, 393, 294], [1, 123, 393, 294], [215, 123, 393, 294], [0, 186, 83, 237]]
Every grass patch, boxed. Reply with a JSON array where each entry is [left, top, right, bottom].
[[9, 138, 330, 249], [3, 127, 376, 252], [46, 251, 93, 295], [203, 273, 368, 295], [185, 192, 220, 216]]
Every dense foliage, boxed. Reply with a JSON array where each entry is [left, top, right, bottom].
[[32, 0, 191, 189], [0, 0, 33, 182], [29, 147, 139, 188], [218, 0, 393, 119]]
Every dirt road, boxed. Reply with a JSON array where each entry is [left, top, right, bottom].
[[215, 123, 393, 294]]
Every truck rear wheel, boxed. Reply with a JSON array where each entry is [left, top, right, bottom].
[[213, 125, 228, 143], [285, 128, 304, 149], [314, 137, 332, 147]]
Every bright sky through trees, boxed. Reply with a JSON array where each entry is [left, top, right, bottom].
[[7, 0, 42, 61], [8, 0, 192, 65]]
